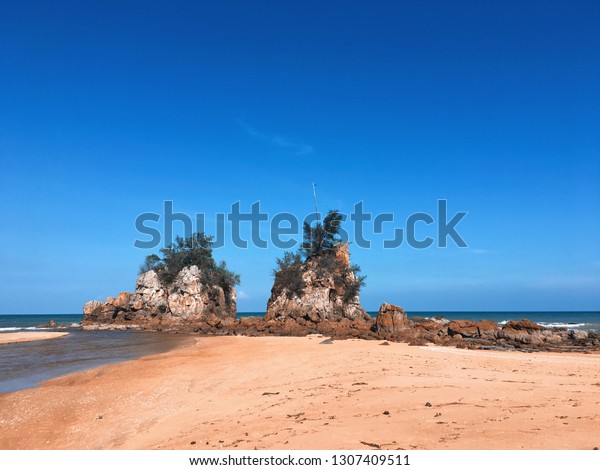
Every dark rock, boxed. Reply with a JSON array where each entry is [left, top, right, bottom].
[[448, 320, 499, 339], [504, 319, 542, 331], [448, 320, 479, 338]]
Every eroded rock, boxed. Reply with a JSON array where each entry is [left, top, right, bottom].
[[83, 266, 236, 329]]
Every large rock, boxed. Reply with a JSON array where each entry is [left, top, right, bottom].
[[375, 303, 409, 332], [167, 265, 236, 321], [447, 320, 479, 338], [265, 243, 369, 323], [129, 270, 169, 314], [499, 319, 543, 345], [82, 300, 107, 323], [569, 329, 589, 341], [448, 320, 499, 339], [83, 266, 236, 329]]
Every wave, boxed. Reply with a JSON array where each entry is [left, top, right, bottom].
[[538, 322, 587, 329], [0, 327, 53, 332]]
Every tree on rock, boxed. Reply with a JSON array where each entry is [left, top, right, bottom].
[[268, 210, 367, 322], [139, 232, 240, 303]]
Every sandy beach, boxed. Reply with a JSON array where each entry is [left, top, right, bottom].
[[1, 335, 599, 450], [0, 332, 69, 345]]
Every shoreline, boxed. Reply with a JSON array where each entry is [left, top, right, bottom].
[[1, 335, 599, 450], [0, 332, 69, 345], [0, 330, 195, 396]]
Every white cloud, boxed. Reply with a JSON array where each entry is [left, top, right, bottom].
[[238, 120, 314, 156], [237, 290, 250, 299]]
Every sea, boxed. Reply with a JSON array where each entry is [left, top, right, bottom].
[[1, 311, 598, 395]]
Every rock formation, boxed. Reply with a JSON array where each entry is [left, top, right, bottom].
[[265, 243, 370, 324], [375, 303, 409, 332], [372, 304, 600, 351], [83, 265, 236, 330], [83, 268, 600, 352], [447, 320, 499, 340]]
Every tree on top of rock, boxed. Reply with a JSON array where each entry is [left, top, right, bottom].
[[273, 210, 365, 301], [139, 233, 240, 301], [301, 210, 344, 259]]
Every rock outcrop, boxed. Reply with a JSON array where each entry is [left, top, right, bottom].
[[498, 319, 544, 345], [447, 320, 499, 339], [84, 277, 600, 353], [368, 308, 599, 351], [83, 265, 236, 330], [375, 303, 409, 332], [265, 243, 370, 323]]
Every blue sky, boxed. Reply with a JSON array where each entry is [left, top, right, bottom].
[[1, 1, 599, 313]]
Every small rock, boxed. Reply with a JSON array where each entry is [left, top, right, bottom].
[[380, 341, 390, 346], [383, 411, 390, 415], [190, 441, 196, 445], [320, 339, 334, 344], [425, 402, 432, 407]]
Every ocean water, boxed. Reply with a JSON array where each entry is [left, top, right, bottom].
[[0, 314, 83, 331], [1, 311, 598, 395]]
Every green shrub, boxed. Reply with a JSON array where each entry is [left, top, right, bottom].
[[272, 252, 305, 299], [273, 210, 365, 300], [139, 233, 240, 305]]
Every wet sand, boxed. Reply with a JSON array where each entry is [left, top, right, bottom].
[[1, 335, 599, 449], [0, 332, 69, 345]]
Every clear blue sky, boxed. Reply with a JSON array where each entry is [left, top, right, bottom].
[[1, 1, 599, 314]]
